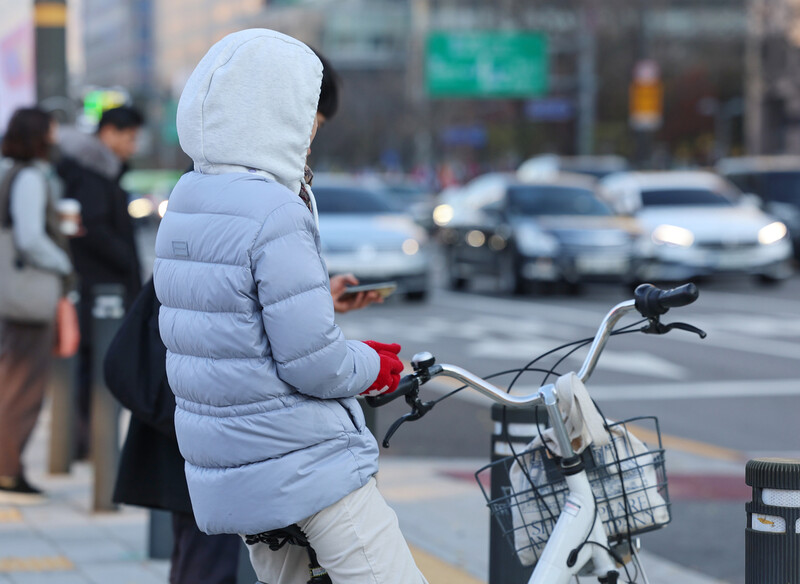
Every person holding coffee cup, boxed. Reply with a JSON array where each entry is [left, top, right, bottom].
[[0, 107, 75, 503]]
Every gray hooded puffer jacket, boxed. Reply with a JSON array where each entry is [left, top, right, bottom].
[[153, 29, 380, 535]]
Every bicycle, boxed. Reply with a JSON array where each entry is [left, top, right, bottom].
[[365, 283, 707, 584]]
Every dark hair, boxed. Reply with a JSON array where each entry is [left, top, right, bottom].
[[1, 107, 53, 162], [312, 49, 340, 120], [98, 106, 144, 132]]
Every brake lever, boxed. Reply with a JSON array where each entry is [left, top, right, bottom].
[[641, 318, 707, 339], [664, 321, 707, 339], [379, 351, 440, 447], [381, 397, 436, 448]]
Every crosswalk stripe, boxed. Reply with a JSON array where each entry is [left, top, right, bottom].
[[408, 545, 484, 584]]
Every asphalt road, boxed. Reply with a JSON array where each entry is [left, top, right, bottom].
[[335, 272, 800, 584]]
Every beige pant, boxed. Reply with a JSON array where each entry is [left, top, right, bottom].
[[245, 477, 428, 584], [0, 321, 53, 477]]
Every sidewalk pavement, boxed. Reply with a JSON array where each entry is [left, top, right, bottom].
[[0, 404, 733, 584]]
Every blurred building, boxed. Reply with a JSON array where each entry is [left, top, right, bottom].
[[72, 0, 749, 170], [0, 1, 35, 129], [154, 0, 267, 93], [746, 0, 800, 154], [82, 0, 155, 95]]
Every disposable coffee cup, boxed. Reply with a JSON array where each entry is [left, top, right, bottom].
[[57, 198, 82, 236]]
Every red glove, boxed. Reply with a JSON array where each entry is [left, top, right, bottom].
[[363, 340, 401, 355], [361, 341, 404, 397]]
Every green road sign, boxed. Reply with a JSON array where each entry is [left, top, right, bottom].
[[426, 31, 548, 98]]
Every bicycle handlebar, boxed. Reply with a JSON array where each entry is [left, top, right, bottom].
[[366, 282, 701, 409], [364, 374, 419, 408], [634, 282, 698, 318]]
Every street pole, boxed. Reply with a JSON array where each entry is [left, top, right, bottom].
[[635, 0, 652, 168], [34, 0, 68, 104], [409, 0, 433, 170], [745, 0, 765, 155], [576, 0, 597, 155], [90, 284, 125, 512]]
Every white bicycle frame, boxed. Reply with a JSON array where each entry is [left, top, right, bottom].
[[428, 299, 644, 583]]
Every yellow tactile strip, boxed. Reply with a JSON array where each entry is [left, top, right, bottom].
[[0, 508, 22, 522], [409, 545, 485, 584], [0, 556, 75, 572]]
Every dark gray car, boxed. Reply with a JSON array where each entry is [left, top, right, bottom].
[[440, 176, 645, 295]]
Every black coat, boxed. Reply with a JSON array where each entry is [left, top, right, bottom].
[[56, 156, 142, 304], [104, 278, 192, 514]]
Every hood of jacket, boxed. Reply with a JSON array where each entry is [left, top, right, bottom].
[[57, 126, 122, 181], [177, 29, 322, 196]]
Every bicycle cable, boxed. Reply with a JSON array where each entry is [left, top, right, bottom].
[[566, 497, 636, 583], [587, 398, 644, 582], [501, 320, 646, 505], [550, 322, 649, 583], [540, 323, 645, 582], [495, 319, 647, 572]]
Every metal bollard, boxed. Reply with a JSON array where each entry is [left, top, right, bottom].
[[237, 541, 258, 584], [488, 403, 547, 584], [148, 509, 173, 559], [48, 355, 77, 474], [90, 284, 125, 511], [148, 510, 257, 583], [746, 458, 800, 583], [358, 397, 377, 437]]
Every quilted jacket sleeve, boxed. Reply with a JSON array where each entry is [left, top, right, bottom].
[[250, 200, 379, 399]]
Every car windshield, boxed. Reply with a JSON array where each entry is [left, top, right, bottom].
[[312, 186, 395, 214], [506, 186, 613, 216], [756, 172, 800, 205], [640, 188, 734, 207]]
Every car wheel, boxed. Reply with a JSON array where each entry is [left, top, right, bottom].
[[498, 250, 526, 295], [754, 273, 786, 287], [406, 290, 428, 302]]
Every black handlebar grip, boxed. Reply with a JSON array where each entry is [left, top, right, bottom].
[[364, 374, 419, 408], [635, 282, 699, 318]]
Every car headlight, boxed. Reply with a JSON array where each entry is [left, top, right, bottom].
[[515, 225, 559, 256], [128, 197, 154, 219], [758, 221, 788, 245], [651, 224, 694, 247], [402, 239, 420, 255], [433, 204, 454, 227], [466, 230, 486, 247]]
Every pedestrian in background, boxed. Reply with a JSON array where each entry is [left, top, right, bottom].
[[0, 107, 74, 503], [56, 106, 144, 458]]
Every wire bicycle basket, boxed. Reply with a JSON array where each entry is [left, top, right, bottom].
[[476, 416, 671, 567]]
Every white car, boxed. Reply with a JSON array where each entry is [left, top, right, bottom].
[[599, 171, 793, 283], [311, 180, 431, 301]]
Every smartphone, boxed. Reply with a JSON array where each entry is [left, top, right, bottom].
[[339, 281, 397, 300]]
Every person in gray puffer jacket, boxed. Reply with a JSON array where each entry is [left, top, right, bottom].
[[153, 29, 427, 584]]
